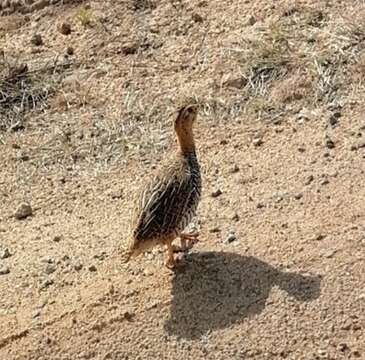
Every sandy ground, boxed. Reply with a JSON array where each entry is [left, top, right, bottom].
[[0, 0, 364, 359]]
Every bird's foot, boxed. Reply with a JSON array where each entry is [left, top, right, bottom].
[[165, 253, 185, 270], [180, 232, 200, 250]]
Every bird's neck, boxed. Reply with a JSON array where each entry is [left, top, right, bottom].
[[175, 124, 196, 156]]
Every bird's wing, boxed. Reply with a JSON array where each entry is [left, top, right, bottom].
[[133, 163, 191, 241]]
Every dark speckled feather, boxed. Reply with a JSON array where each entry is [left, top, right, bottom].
[[132, 150, 201, 243]]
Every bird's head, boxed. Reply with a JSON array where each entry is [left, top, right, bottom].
[[174, 104, 199, 132]]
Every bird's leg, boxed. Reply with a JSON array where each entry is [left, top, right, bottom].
[[171, 232, 199, 253], [180, 231, 200, 249], [165, 241, 178, 269]]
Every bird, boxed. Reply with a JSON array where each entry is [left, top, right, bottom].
[[125, 102, 202, 268]]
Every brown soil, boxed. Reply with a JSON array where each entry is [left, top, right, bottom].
[[0, 0, 364, 359]]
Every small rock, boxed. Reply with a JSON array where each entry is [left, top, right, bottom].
[[229, 164, 240, 173], [121, 42, 139, 55], [17, 152, 30, 161], [109, 189, 123, 199], [15, 203, 32, 220], [322, 249, 336, 258], [223, 77, 247, 89], [315, 234, 326, 241], [93, 251, 107, 261], [123, 310, 135, 321], [225, 232, 237, 243], [329, 112, 341, 126], [192, 13, 203, 23], [209, 227, 221, 233], [247, 15, 256, 26], [320, 178, 329, 186], [40, 279, 54, 290], [53, 235, 62, 242], [41, 256, 54, 264], [273, 193, 284, 202], [74, 262, 83, 271], [325, 138, 335, 149], [211, 189, 222, 198], [59, 22, 72, 35], [66, 46, 74, 55], [45, 264, 56, 275], [32, 310, 41, 318], [317, 349, 327, 357], [0, 266, 10, 275], [294, 193, 303, 200], [88, 265, 97, 272], [0, 248, 11, 259], [338, 343, 349, 352], [143, 267, 153, 276], [231, 213, 240, 222], [350, 141, 365, 151], [341, 320, 352, 330], [31, 34, 43, 46], [256, 202, 264, 209], [252, 137, 263, 147], [304, 175, 314, 185]]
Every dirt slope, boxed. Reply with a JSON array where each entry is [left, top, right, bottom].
[[0, 0, 364, 359]]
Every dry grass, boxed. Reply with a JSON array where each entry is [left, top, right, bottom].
[[0, 54, 74, 132], [1, 0, 365, 175]]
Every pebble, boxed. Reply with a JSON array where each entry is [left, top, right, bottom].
[[231, 213, 240, 222], [304, 175, 314, 185], [32, 310, 41, 318], [225, 232, 237, 243], [31, 34, 43, 46], [192, 13, 204, 23], [88, 265, 97, 272], [123, 310, 135, 321], [320, 178, 329, 186], [53, 235, 62, 242], [211, 189, 222, 198], [247, 15, 256, 26], [59, 22, 72, 35], [294, 193, 303, 200], [143, 267, 154, 276], [229, 164, 240, 173], [252, 137, 263, 147], [350, 141, 365, 151], [74, 262, 83, 271], [0, 266, 10, 275], [14, 203, 32, 220], [45, 264, 56, 275], [109, 189, 123, 199], [40, 279, 54, 290], [0, 248, 11, 259], [325, 138, 335, 149], [66, 46, 74, 56], [121, 42, 139, 55], [322, 249, 336, 258], [329, 112, 341, 126]]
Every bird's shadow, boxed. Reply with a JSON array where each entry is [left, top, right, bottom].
[[164, 251, 322, 340]]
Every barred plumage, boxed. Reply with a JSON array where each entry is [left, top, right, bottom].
[[126, 103, 202, 268]]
